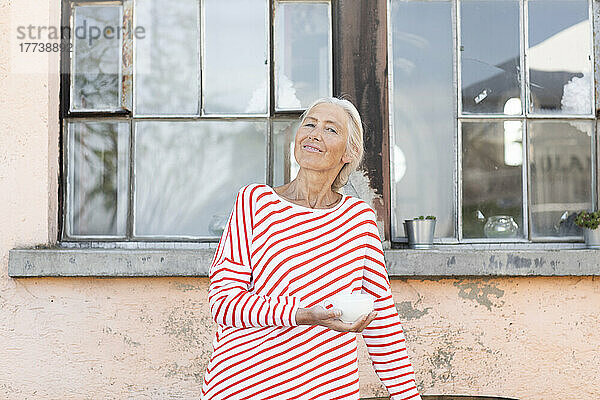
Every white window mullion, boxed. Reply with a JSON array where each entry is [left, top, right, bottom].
[[521, 0, 530, 240]]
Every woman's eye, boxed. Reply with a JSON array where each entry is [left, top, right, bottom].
[[327, 127, 337, 134], [304, 123, 315, 128]]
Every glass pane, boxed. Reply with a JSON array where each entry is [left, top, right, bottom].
[[204, 0, 268, 114], [135, 0, 199, 115], [272, 120, 300, 186], [390, 0, 455, 239], [528, 0, 592, 115], [67, 121, 129, 236], [275, 2, 331, 110], [462, 121, 524, 239], [71, 6, 122, 111], [460, 1, 521, 114], [134, 121, 267, 237], [529, 121, 593, 237]]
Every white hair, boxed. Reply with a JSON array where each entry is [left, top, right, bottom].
[[299, 97, 364, 192]]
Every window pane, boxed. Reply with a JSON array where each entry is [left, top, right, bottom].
[[71, 5, 122, 111], [528, 0, 592, 115], [67, 121, 129, 236], [272, 120, 300, 186], [460, 0, 521, 114], [135, 0, 199, 115], [462, 121, 524, 239], [529, 121, 592, 237], [134, 121, 267, 237], [204, 0, 268, 114], [274, 1, 332, 110], [390, 0, 455, 239]]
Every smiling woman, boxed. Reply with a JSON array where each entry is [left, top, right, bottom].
[[288, 97, 365, 200], [201, 97, 422, 400]]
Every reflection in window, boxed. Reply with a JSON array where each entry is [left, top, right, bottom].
[[390, 0, 455, 239], [134, 121, 266, 237], [135, 0, 200, 115], [503, 98, 523, 167], [204, 0, 268, 114], [528, 0, 591, 115], [272, 120, 300, 187], [72, 5, 122, 111], [462, 121, 524, 239], [460, 0, 521, 114], [274, 1, 332, 110], [529, 121, 592, 237], [67, 121, 129, 236]]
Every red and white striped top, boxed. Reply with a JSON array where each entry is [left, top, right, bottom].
[[201, 183, 421, 400]]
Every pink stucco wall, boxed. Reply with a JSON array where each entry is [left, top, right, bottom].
[[0, 275, 598, 399], [1, 1, 599, 399]]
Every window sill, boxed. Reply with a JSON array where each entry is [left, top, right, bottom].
[[8, 248, 214, 277], [8, 247, 599, 277]]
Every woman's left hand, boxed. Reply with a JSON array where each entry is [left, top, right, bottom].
[[296, 306, 378, 333]]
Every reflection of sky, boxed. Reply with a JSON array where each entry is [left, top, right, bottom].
[[461, 1, 589, 88], [204, 0, 268, 113], [461, 1, 520, 88], [276, 3, 330, 109], [528, 1, 588, 47], [134, 121, 266, 237], [393, 3, 451, 79], [392, 2, 453, 109], [135, 0, 199, 114], [391, 1, 455, 238]]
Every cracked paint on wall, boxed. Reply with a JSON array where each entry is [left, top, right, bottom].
[[429, 344, 456, 384], [103, 326, 141, 347], [163, 358, 208, 383], [163, 301, 212, 350], [396, 301, 431, 321], [453, 279, 505, 310]]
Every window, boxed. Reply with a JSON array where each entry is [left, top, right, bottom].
[[60, 0, 332, 241], [389, 0, 597, 243]]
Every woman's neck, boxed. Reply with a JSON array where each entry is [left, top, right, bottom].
[[276, 170, 341, 209]]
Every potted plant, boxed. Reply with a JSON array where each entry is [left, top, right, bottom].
[[403, 216, 436, 249], [574, 210, 600, 249]]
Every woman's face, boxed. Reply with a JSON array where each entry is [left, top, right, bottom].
[[294, 103, 352, 175]]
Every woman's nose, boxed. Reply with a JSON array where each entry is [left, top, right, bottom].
[[308, 126, 322, 140]]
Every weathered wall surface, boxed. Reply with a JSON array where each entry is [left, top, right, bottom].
[[1, 1, 599, 399], [1, 275, 599, 399], [375, 277, 600, 399]]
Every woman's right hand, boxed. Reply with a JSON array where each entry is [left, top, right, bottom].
[[295, 306, 377, 333]]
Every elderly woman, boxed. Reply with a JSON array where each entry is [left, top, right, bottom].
[[201, 97, 422, 400]]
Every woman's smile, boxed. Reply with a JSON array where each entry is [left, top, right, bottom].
[[294, 102, 351, 171], [303, 143, 323, 153]]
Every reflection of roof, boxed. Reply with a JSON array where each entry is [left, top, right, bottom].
[[462, 20, 590, 110], [528, 21, 590, 73]]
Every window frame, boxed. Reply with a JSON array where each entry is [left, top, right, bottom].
[[387, 0, 600, 246], [59, 0, 335, 243], [11, 0, 597, 278]]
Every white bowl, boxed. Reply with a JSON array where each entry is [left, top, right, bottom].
[[324, 293, 374, 323]]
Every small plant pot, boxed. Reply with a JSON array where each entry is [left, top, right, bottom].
[[404, 219, 436, 249], [583, 228, 600, 249]]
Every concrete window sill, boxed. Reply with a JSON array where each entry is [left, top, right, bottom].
[[8, 248, 600, 277]]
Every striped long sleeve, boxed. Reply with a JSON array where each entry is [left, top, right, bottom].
[[361, 214, 422, 400], [202, 184, 422, 400], [208, 185, 300, 328]]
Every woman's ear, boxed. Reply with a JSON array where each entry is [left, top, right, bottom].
[[341, 152, 352, 164], [341, 143, 356, 164]]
